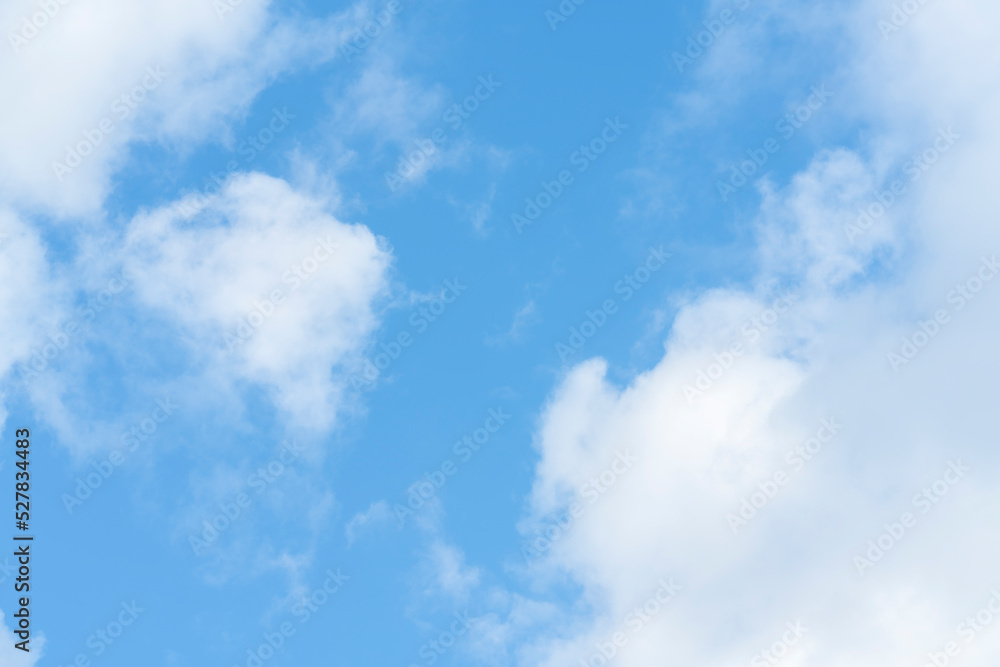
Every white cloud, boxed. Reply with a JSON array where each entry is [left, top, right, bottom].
[[328, 52, 510, 193], [0, 611, 43, 666], [485, 299, 537, 348], [0, 208, 68, 429], [422, 541, 481, 603], [514, 206, 999, 667], [122, 171, 392, 430], [461, 590, 562, 666], [345, 499, 392, 545], [335, 56, 447, 148], [498, 0, 1000, 665], [0, 0, 366, 215], [331, 56, 472, 189]]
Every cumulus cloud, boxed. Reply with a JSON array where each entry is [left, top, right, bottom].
[[493, 0, 1000, 665], [122, 172, 392, 430]]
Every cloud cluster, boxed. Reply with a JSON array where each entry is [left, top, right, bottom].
[[123, 172, 392, 430], [497, 0, 1000, 665]]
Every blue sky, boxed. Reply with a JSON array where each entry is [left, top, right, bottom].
[[2, 0, 1000, 665]]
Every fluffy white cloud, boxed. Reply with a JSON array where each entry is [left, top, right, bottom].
[[122, 172, 392, 430], [0, 0, 367, 215], [503, 0, 1000, 665]]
